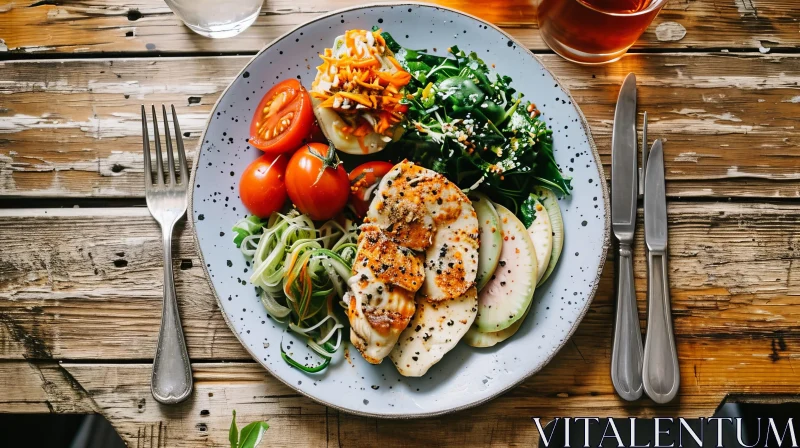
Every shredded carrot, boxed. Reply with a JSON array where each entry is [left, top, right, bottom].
[[310, 28, 411, 137]]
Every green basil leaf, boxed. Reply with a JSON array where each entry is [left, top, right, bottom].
[[239, 421, 270, 448], [229, 410, 239, 448]]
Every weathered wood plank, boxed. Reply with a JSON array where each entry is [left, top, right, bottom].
[[64, 347, 800, 447], [0, 208, 249, 361], [2, 53, 799, 199], [1, 202, 798, 362], [0, 361, 98, 413], [63, 362, 330, 448], [5, 327, 799, 448], [0, 0, 797, 55]]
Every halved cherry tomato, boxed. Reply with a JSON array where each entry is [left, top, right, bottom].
[[285, 143, 350, 221], [249, 79, 313, 155], [239, 153, 288, 218], [348, 161, 395, 218]]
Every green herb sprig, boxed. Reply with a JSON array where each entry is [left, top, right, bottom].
[[229, 410, 269, 448]]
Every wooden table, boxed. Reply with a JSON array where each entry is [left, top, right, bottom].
[[1, 0, 799, 446]]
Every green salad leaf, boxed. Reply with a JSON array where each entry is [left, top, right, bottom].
[[381, 31, 572, 221]]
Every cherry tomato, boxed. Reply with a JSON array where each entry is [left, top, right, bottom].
[[239, 153, 289, 218], [249, 79, 313, 155], [285, 143, 350, 220], [348, 161, 395, 218]]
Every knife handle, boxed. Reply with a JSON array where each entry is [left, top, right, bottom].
[[642, 251, 680, 404], [611, 241, 644, 401]]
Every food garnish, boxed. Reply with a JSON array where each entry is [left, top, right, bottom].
[[311, 29, 412, 154]]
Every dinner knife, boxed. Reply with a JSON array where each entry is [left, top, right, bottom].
[[642, 139, 680, 404], [610, 73, 644, 402]]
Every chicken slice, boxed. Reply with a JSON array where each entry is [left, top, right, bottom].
[[389, 287, 478, 377], [368, 161, 480, 302], [366, 165, 435, 252], [347, 226, 424, 364], [353, 225, 425, 292]]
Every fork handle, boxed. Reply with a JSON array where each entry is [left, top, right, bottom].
[[151, 222, 193, 404], [611, 241, 644, 401]]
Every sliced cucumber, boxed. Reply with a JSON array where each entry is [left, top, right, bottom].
[[463, 302, 531, 348], [469, 192, 502, 292], [533, 188, 564, 285], [527, 197, 553, 283], [473, 204, 537, 332]]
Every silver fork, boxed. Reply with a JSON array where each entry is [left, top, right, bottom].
[[142, 104, 193, 405]]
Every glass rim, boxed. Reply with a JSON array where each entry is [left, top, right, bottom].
[[569, 0, 668, 17]]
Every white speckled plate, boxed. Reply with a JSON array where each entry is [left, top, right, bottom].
[[190, 2, 609, 418]]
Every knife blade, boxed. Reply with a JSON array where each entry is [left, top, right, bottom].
[[644, 140, 667, 251], [609, 73, 644, 402], [642, 139, 680, 404], [611, 73, 638, 240]]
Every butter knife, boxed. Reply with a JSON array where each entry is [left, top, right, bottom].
[[610, 73, 644, 401], [642, 139, 680, 403]]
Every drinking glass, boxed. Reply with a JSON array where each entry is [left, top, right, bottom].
[[537, 0, 668, 64], [164, 0, 262, 39]]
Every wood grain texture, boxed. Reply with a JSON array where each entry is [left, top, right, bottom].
[[0, 361, 98, 414], [2, 328, 798, 448], [0, 0, 798, 55], [1, 203, 799, 445], [1, 202, 799, 361], [3, 53, 800, 199]]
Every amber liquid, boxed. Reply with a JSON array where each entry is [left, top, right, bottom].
[[538, 0, 665, 63]]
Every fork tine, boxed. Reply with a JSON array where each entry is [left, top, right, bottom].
[[151, 105, 165, 186], [141, 105, 153, 189], [171, 105, 189, 184], [161, 105, 177, 186]]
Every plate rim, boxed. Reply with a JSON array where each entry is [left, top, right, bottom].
[[188, 0, 610, 419]]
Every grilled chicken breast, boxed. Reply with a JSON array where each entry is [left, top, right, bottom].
[[390, 287, 478, 377], [347, 225, 423, 364], [349, 161, 480, 368], [367, 161, 480, 302]]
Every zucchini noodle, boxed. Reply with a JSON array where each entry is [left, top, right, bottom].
[[232, 211, 358, 372]]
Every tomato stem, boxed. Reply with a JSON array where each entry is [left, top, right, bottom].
[[308, 143, 342, 186]]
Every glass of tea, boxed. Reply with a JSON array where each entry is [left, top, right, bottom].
[[537, 0, 667, 64]]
